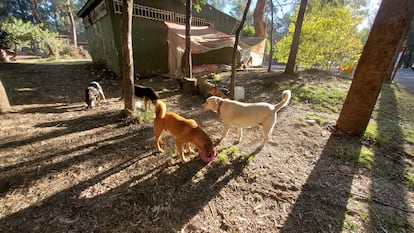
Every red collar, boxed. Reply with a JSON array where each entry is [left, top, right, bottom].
[[217, 100, 223, 116]]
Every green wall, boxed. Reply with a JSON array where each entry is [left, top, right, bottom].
[[82, 0, 240, 77], [85, 13, 121, 76]]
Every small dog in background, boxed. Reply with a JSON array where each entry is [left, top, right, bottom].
[[207, 84, 228, 99], [153, 100, 214, 163], [85, 81, 106, 109], [134, 84, 160, 111]]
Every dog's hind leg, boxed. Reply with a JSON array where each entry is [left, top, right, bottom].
[[154, 124, 165, 153], [260, 120, 276, 147]]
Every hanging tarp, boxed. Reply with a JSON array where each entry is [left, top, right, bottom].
[[165, 21, 236, 76]]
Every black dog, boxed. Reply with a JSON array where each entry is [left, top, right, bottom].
[[134, 84, 160, 111], [85, 81, 106, 109]]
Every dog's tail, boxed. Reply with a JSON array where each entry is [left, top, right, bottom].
[[273, 90, 291, 112], [155, 100, 166, 119]]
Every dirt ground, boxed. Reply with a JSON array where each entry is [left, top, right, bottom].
[[0, 59, 413, 233]]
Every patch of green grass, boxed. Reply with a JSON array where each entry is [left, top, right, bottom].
[[130, 108, 155, 122], [207, 73, 220, 84], [195, 170, 203, 178], [214, 146, 238, 165], [343, 214, 359, 231], [215, 153, 228, 165], [117, 108, 155, 123], [403, 128, 414, 144], [362, 123, 378, 145], [279, 83, 347, 113], [404, 171, 414, 188], [331, 144, 373, 170], [239, 154, 254, 168], [298, 114, 326, 126]]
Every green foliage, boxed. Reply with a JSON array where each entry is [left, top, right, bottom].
[[0, 17, 62, 56], [215, 146, 238, 165], [264, 39, 271, 55], [215, 152, 228, 165], [207, 73, 220, 83], [275, 5, 363, 69], [362, 123, 378, 144], [405, 171, 414, 188], [0, 29, 12, 49], [241, 25, 255, 37]]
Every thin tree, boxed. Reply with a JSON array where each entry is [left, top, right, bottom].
[[67, 0, 77, 46], [121, 0, 134, 114], [184, 0, 193, 79], [336, 0, 414, 135], [230, 0, 252, 99], [29, 0, 43, 25], [267, 0, 274, 72], [28, 0, 57, 56], [284, 0, 307, 74]]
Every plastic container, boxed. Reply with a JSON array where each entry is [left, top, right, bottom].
[[234, 86, 245, 101]]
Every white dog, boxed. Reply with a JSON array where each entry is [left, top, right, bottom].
[[202, 90, 291, 147]]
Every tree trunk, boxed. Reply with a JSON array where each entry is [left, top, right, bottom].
[[284, 0, 307, 75], [67, 0, 77, 47], [184, 0, 193, 79], [230, 0, 252, 99], [336, 0, 414, 135], [121, 0, 135, 114], [253, 0, 266, 38], [29, 0, 57, 57], [0, 80, 11, 114], [267, 0, 274, 72], [30, 0, 43, 25]]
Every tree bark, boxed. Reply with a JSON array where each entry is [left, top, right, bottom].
[[30, 0, 43, 25], [230, 0, 252, 99], [67, 0, 77, 47], [184, 0, 193, 79], [0, 80, 11, 114], [336, 0, 414, 135], [284, 0, 307, 75], [267, 0, 274, 72], [121, 0, 135, 114], [253, 0, 266, 38]]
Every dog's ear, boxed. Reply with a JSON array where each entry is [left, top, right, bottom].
[[210, 96, 221, 108]]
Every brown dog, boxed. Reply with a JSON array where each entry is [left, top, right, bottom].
[[153, 100, 214, 162], [207, 84, 228, 98]]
